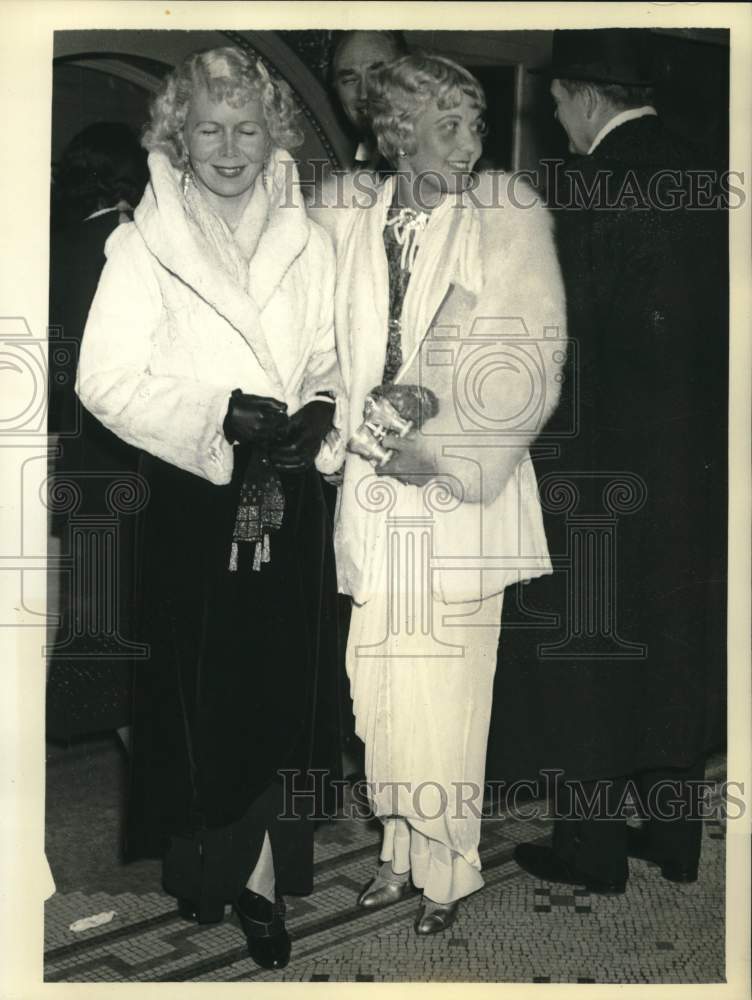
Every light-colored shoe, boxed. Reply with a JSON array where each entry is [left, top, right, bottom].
[[357, 873, 413, 910], [414, 899, 460, 935]]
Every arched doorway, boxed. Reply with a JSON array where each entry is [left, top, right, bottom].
[[52, 29, 352, 184]]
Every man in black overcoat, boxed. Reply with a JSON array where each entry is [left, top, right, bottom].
[[490, 29, 727, 892]]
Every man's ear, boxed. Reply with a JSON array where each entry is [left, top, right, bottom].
[[582, 84, 599, 120]]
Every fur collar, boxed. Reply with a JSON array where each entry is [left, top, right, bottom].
[[135, 149, 310, 394]]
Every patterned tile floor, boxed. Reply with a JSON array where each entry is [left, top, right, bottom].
[[44, 740, 726, 983]]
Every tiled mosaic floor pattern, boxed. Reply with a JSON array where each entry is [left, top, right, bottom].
[[45, 780, 726, 983]]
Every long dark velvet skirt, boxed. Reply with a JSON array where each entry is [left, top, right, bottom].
[[124, 446, 341, 900]]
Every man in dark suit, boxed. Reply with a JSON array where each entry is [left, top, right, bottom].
[[496, 29, 727, 893]]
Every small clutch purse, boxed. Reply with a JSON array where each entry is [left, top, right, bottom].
[[347, 383, 439, 467]]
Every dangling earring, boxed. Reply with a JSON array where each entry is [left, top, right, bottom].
[[181, 163, 193, 197], [398, 149, 407, 159], [262, 146, 273, 188]]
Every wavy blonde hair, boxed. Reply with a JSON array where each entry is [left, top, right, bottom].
[[367, 52, 486, 165], [143, 46, 304, 166]]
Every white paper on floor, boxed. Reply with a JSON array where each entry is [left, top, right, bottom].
[[69, 911, 116, 932]]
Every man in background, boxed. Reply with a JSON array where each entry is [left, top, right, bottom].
[[495, 28, 727, 893], [330, 30, 407, 170]]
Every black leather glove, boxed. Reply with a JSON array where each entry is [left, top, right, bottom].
[[223, 390, 288, 445], [268, 399, 335, 471]]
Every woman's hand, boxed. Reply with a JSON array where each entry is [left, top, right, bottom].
[[269, 400, 335, 472], [375, 431, 439, 486], [223, 392, 288, 445]]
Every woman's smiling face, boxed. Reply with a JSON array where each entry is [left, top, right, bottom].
[[183, 87, 270, 206], [403, 92, 484, 206]]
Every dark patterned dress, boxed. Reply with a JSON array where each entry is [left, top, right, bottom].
[[381, 205, 429, 384]]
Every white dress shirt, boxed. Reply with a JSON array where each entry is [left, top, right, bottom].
[[354, 141, 370, 163], [588, 105, 658, 155]]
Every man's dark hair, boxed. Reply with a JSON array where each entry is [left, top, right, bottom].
[[52, 122, 148, 227], [559, 78, 655, 110], [329, 29, 408, 76]]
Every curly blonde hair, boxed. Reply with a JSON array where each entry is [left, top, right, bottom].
[[143, 46, 304, 166], [367, 52, 486, 165]]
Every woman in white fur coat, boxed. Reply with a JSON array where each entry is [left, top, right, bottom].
[[76, 47, 343, 970], [310, 53, 566, 934]]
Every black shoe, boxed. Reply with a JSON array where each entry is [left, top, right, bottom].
[[234, 889, 291, 970], [513, 843, 627, 894], [176, 897, 225, 924], [626, 827, 698, 883]]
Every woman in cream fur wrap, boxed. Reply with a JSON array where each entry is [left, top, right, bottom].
[[310, 51, 567, 933]]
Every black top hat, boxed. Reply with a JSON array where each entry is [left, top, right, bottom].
[[534, 28, 655, 87]]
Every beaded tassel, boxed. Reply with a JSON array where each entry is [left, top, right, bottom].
[[250, 533, 272, 572]]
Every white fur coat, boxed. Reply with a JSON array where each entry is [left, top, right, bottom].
[[314, 172, 567, 605], [76, 149, 343, 484]]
